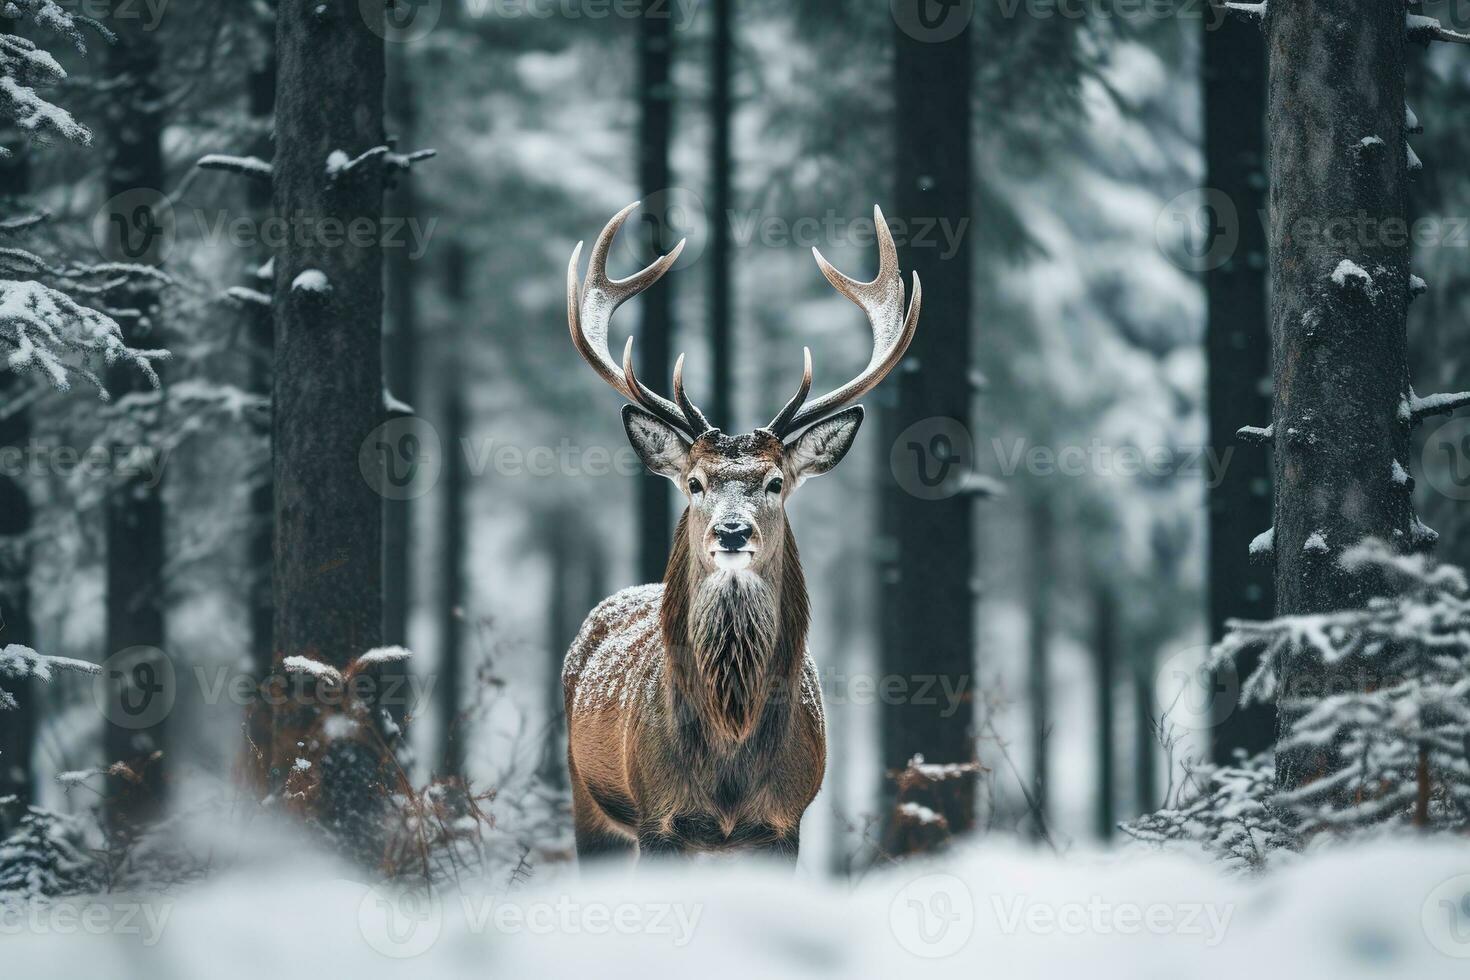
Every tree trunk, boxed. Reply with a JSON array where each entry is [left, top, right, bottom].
[[0, 138, 35, 823], [1093, 581, 1116, 839], [1025, 494, 1051, 833], [269, 0, 386, 852], [636, 0, 674, 585], [382, 45, 418, 736], [102, 9, 167, 832], [436, 242, 468, 780], [707, 0, 733, 426], [1204, 1, 1275, 763], [1264, 3, 1410, 793], [239, 2, 277, 792], [880, 13, 976, 834], [1134, 653, 1156, 812]]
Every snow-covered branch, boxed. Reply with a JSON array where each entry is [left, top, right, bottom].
[[197, 153, 274, 183], [0, 280, 169, 397], [1407, 13, 1470, 46], [1404, 386, 1470, 425]]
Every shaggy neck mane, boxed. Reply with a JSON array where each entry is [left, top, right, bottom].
[[660, 510, 810, 743]]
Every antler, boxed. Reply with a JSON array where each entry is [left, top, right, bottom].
[[764, 206, 921, 439], [568, 202, 715, 438]]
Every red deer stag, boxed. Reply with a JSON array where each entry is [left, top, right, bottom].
[[562, 202, 920, 862]]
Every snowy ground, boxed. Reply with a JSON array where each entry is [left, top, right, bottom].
[[5, 826, 1469, 977]]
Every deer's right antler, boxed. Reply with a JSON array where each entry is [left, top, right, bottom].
[[568, 202, 714, 439]]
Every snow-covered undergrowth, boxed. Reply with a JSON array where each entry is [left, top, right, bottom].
[[3, 821, 1469, 977]]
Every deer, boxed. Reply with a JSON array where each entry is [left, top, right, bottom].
[[561, 202, 920, 863]]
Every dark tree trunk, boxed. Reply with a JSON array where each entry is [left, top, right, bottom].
[[0, 140, 35, 822], [636, 0, 674, 585], [383, 50, 417, 653], [879, 13, 976, 834], [436, 243, 467, 779], [249, 1, 276, 667], [1133, 654, 1156, 812], [540, 508, 605, 788], [269, 0, 386, 846], [1264, 3, 1410, 793], [0, 379, 35, 819], [707, 0, 733, 426], [1204, 1, 1275, 764], [1092, 582, 1116, 839], [102, 10, 167, 831], [381, 46, 418, 736], [1025, 495, 1051, 833]]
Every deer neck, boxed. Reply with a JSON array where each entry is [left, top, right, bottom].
[[660, 511, 810, 746]]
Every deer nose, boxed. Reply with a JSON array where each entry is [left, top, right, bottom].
[[713, 520, 754, 551]]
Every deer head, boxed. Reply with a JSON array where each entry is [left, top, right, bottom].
[[567, 201, 921, 581]]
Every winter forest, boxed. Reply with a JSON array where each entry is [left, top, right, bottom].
[[4, 0, 1470, 974]]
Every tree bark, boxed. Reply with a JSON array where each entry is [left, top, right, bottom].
[[1264, 3, 1411, 793], [1025, 494, 1051, 833], [0, 138, 35, 822], [636, 0, 674, 584], [1093, 582, 1115, 839], [383, 48, 417, 656], [269, 0, 386, 848], [880, 13, 977, 834], [707, 0, 733, 426], [1204, 1, 1275, 763], [436, 242, 467, 779], [102, 8, 167, 831]]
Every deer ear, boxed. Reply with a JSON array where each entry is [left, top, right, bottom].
[[622, 405, 691, 482], [787, 406, 863, 487]]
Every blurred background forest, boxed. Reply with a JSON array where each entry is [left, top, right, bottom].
[[4, 0, 1470, 877]]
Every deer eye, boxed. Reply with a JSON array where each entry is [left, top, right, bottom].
[[687, 477, 704, 496], [766, 476, 784, 495]]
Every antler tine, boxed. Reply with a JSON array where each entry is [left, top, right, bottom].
[[673, 353, 716, 436], [622, 337, 697, 436], [568, 202, 697, 434], [773, 206, 921, 436], [763, 346, 813, 437]]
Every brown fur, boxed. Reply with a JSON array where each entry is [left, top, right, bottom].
[[563, 510, 825, 862]]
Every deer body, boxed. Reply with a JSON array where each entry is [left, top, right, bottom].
[[560, 203, 920, 863]]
